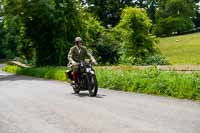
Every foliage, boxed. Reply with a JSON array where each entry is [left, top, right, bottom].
[[154, 16, 194, 36], [3, 65, 200, 100], [143, 54, 169, 65], [193, 1, 200, 28], [1, 1, 120, 65], [154, 0, 196, 36], [79, 9, 120, 64], [0, 23, 6, 59], [194, 10, 200, 28], [2, 0, 81, 66], [79, 9, 104, 46], [1, 0, 200, 65], [115, 7, 159, 65], [93, 31, 120, 64], [0, 9, 19, 59], [81, 0, 161, 27], [81, 0, 135, 27], [146, 0, 157, 24]]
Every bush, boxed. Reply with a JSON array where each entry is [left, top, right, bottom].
[[144, 54, 169, 65], [154, 17, 194, 36], [115, 7, 159, 65], [93, 31, 120, 64]]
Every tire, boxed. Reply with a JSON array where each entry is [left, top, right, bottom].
[[88, 75, 98, 97], [73, 87, 80, 94], [72, 82, 80, 94]]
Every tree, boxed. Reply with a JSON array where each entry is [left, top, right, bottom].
[[79, 9, 120, 64], [193, 0, 200, 28], [2, 0, 81, 66], [154, 0, 196, 36], [115, 7, 158, 65], [81, 0, 134, 27], [133, 0, 158, 24], [82, 0, 159, 27], [0, 22, 6, 59], [1, 1, 21, 59], [79, 9, 104, 46], [146, 0, 158, 24], [134, 0, 147, 8]]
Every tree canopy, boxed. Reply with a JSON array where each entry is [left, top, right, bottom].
[[154, 0, 197, 36], [0, 0, 199, 65], [2, 0, 81, 66]]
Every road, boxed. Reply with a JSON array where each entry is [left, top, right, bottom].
[[0, 64, 200, 133]]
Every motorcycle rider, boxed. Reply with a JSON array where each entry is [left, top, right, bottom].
[[67, 37, 97, 84]]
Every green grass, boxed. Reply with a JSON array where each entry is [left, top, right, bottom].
[[3, 65, 200, 100], [158, 32, 200, 64]]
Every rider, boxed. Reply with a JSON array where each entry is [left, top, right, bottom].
[[67, 37, 97, 83]]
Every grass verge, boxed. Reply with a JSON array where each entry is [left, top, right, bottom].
[[3, 65, 200, 100], [2, 65, 67, 81]]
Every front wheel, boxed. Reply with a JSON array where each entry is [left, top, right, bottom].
[[72, 83, 80, 94], [88, 75, 98, 97], [73, 87, 80, 94]]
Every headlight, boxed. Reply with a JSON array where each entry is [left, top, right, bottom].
[[86, 68, 92, 72]]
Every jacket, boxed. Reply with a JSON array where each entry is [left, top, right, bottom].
[[68, 45, 95, 65]]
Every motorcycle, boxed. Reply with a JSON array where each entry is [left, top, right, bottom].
[[66, 61, 98, 97]]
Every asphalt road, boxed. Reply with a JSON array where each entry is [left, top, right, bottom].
[[0, 64, 200, 133]]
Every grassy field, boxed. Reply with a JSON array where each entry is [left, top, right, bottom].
[[3, 65, 200, 100], [158, 32, 200, 64]]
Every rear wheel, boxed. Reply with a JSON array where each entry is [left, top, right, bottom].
[[88, 75, 98, 97]]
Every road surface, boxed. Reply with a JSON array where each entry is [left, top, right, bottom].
[[0, 64, 200, 133]]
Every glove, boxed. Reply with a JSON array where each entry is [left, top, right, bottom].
[[72, 61, 78, 66], [91, 59, 97, 65]]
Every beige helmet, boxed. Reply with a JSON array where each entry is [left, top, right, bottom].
[[75, 37, 82, 43]]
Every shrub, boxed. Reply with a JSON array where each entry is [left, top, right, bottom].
[[144, 54, 169, 65], [115, 7, 159, 65]]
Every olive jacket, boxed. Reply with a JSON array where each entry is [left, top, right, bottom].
[[68, 45, 95, 66]]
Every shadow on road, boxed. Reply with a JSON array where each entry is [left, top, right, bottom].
[[0, 74, 39, 81], [72, 92, 106, 98]]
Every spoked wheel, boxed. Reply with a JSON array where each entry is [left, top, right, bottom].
[[88, 75, 98, 97]]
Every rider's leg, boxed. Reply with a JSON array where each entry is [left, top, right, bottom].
[[72, 65, 79, 83], [72, 72, 77, 82]]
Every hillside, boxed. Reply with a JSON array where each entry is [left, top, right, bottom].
[[158, 32, 200, 64]]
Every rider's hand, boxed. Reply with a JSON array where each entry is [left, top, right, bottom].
[[91, 59, 97, 65], [72, 61, 78, 66]]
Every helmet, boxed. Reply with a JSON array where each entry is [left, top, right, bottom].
[[75, 37, 82, 43]]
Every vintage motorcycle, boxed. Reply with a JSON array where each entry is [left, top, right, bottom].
[[66, 61, 98, 97]]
